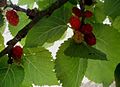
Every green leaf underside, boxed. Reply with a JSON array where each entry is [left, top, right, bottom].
[[86, 59, 117, 87], [104, 0, 120, 19], [86, 24, 120, 86], [37, 0, 56, 9], [25, 5, 71, 48], [94, 2, 106, 23], [0, 56, 24, 87], [18, 0, 34, 5], [0, 33, 4, 51], [93, 24, 120, 60], [55, 40, 87, 87], [0, 24, 6, 34], [64, 39, 107, 60], [22, 47, 58, 86], [113, 16, 120, 31]]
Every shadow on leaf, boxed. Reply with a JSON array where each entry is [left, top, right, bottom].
[[64, 40, 107, 60]]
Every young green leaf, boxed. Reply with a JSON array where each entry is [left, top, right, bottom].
[[94, 3, 106, 23], [104, 0, 120, 19], [25, 6, 71, 47], [93, 24, 120, 61], [0, 33, 4, 51], [37, 0, 56, 9], [113, 16, 120, 31], [55, 40, 87, 87], [18, 0, 34, 5], [86, 59, 117, 87], [22, 47, 58, 86], [86, 23, 120, 86], [0, 56, 24, 87]]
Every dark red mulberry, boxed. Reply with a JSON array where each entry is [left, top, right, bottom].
[[69, 16, 81, 30], [6, 10, 19, 26], [84, 10, 93, 18], [80, 24, 93, 34], [11, 46, 23, 60], [72, 7, 82, 17], [84, 33, 96, 46]]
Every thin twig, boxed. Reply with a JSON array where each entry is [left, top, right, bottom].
[[79, 0, 85, 25], [7, 4, 27, 13]]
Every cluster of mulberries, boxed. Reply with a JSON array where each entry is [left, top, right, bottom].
[[69, 6, 96, 46]]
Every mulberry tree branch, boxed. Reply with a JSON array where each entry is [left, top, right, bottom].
[[0, 0, 68, 57]]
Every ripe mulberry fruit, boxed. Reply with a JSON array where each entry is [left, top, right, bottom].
[[84, 10, 93, 18], [84, 33, 96, 46], [6, 10, 19, 26], [72, 7, 82, 17], [80, 24, 93, 34], [69, 16, 81, 30], [11, 46, 23, 60]]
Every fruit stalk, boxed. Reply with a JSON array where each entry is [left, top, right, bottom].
[[79, 0, 85, 26]]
